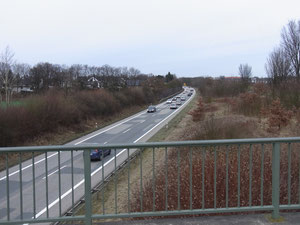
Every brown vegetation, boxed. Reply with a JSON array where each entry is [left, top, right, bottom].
[[0, 85, 181, 147], [129, 90, 300, 216]]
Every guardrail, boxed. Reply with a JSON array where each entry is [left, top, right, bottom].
[[1, 137, 300, 224]]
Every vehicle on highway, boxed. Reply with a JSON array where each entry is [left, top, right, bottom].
[[166, 99, 172, 104], [170, 103, 178, 109], [181, 96, 186, 101], [188, 92, 192, 96], [176, 100, 182, 105], [147, 105, 157, 113], [90, 149, 111, 161]]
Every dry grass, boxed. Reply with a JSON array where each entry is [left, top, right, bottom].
[[62, 95, 300, 223], [128, 97, 300, 217], [130, 143, 300, 213], [0, 104, 147, 171]]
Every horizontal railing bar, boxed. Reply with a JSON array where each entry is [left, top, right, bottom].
[[2, 137, 300, 152], [279, 204, 300, 210], [91, 206, 275, 219], [1, 204, 299, 224], [0, 215, 85, 224]]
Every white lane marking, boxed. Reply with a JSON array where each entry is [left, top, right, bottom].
[[143, 124, 153, 132], [0, 152, 58, 181], [74, 111, 146, 145], [42, 166, 67, 180], [74, 100, 169, 145], [140, 120, 145, 123], [103, 142, 108, 144], [0, 97, 171, 181], [34, 149, 125, 218], [34, 90, 195, 219], [122, 128, 131, 134]]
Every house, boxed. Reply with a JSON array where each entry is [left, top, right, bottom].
[[251, 77, 270, 84], [87, 76, 102, 89]]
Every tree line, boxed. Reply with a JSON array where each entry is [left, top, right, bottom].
[[0, 48, 178, 105], [265, 19, 300, 107]]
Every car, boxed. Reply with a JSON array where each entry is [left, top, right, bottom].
[[181, 96, 186, 101], [176, 100, 182, 105], [172, 97, 177, 101], [170, 103, 177, 109], [90, 149, 111, 161], [147, 105, 156, 113], [166, 99, 172, 104], [188, 92, 192, 96]]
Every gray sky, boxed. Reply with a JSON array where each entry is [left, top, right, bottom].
[[1, 0, 299, 77]]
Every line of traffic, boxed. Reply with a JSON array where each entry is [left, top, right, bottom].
[[33, 89, 194, 219]]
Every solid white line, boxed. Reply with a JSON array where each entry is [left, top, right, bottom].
[[143, 124, 153, 132], [103, 142, 108, 144], [0, 98, 169, 181], [74, 100, 169, 145], [0, 152, 58, 181], [122, 128, 131, 134], [34, 90, 195, 219], [42, 166, 67, 180], [74, 112, 146, 145]]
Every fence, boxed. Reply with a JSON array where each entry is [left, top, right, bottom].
[[0, 137, 300, 224]]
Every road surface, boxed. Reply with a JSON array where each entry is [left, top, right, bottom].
[[0, 88, 195, 224]]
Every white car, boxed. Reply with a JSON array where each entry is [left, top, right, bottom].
[[166, 99, 172, 104], [181, 96, 186, 101], [176, 100, 182, 105], [170, 103, 178, 109]]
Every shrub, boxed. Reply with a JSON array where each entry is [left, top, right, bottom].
[[189, 97, 205, 121], [232, 92, 263, 116], [267, 98, 292, 131]]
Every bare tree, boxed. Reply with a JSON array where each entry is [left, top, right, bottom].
[[12, 63, 31, 92], [0, 46, 16, 105], [265, 47, 291, 85], [239, 63, 252, 80], [281, 20, 300, 78]]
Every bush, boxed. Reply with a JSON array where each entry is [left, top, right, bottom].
[[232, 92, 263, 116], [267, 98, 292, 131], [189, 97, 205, 121], [0, 83, 181, 146]]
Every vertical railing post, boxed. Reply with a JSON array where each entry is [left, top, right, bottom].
[[272, 143, 280, 220], [83, 149, 92, 225]]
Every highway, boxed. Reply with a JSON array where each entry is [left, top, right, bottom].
[[0, 88, 195, 224]]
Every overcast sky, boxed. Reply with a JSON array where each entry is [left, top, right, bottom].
[[0, 0, 299, 77]]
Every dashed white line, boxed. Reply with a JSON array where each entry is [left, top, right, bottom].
[[122, 128, 131, 134], [0, 152, 58, 181], [42, 166, 67, 179], [29, 90, 196, 219]]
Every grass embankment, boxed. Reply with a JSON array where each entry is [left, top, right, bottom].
[[70, 92, 300, 224], [0, 86, 182, 170], [0, 104, 148, 171], [129, 96, 300, 216], [62, 91, 198, 224]]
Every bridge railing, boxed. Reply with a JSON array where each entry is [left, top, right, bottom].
[[1, 137, 300, 224]]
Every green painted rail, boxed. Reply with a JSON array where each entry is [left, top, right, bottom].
[[0, 137, 300, 224]]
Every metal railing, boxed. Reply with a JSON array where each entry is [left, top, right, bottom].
[[1, 137, 300, 224]]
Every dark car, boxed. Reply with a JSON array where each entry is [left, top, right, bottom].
[[147, 105, 157, 113], [90, 149, 111, 161]]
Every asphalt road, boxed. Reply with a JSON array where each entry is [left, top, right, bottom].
[[0, 88, 195, 224]]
